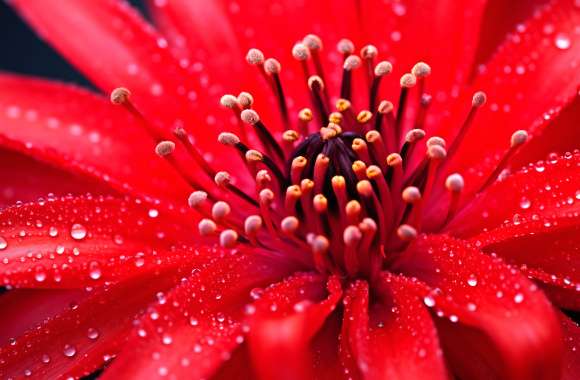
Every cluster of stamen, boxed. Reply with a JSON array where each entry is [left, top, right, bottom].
[[110, 34, 529, 282]]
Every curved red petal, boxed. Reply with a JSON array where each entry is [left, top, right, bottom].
[[473, 0, 550, 69], [0, 148, 112, 208], [10, 0, 238, 164], [340, 276, 448, 380], [0, 74, 193, 202], [0, 195, 205, 288], [448, 151, 580, 237], [101, 251, 294, 380], [394, 234, 563, 380], [0, 289, 85, 343], [439, 0, 580, 189], [560, 312, 580, 380], [511, 93, 580, 168], [0, 270, 182, 379], [247, 273, 342, 380]]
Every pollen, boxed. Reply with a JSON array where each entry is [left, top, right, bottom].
[[155, 141, 176, 156]]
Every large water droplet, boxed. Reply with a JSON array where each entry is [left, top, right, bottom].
[[554, 33, 571, 50], [63, 344, 77, 357], [87, 328, 100, 340], [467, 276, 478, 287], [0, 237, 7, 250], [70, 223, 87, 240], [519, 197, 531, 210], [423, 295, 436, 307], [514, 293, 524, 304], [88, 262, 102, 280]]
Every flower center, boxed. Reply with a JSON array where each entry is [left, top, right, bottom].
[[110, 34, 529, 282]]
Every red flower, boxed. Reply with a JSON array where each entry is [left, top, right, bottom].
[[0, 0, 579, 379]]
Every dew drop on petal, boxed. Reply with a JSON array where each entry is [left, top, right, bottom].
[[519, 197, 531, 210], [514, 293, 524, 303], [554, 33, 571, 50], [467, 276, 478, 287], [0, 237, 7, 250], [41, 354, 51, 364], [70, 223, 87, 240], [88, 262, 102, 280], [63, 344, 77, 357], [423, 295, 435, 307], [87, 328, 100, 340], [148, 209, 159, 218]]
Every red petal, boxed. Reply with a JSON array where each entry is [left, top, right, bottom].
[[10, 0, 236, 163], [0, 195, 205, 288], [102, 251, 294, 379], [511, 94, 580, 168], [0, 289, 85, 343], [560, 312, 580, 380], [0, 270, 182, 379], [247, 273, 342, 380], [394, 234, 563, 380], [439, 1, 580, 188], [0, 148, 111, 208], [0, 74, 192, 202], [340, 277, 448, 380], [473, 0, 550, 69], [449, 151, 580, 237]]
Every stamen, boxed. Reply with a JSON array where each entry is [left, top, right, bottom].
[[337, 38, 355, 58], [111, 87, 163, 141], [400, 128, 426, 168], [361, 44, 378, 85], [313, 154, 330, 193], [395, 73, 417, 148], [214, 170, 259, 207], [352, 138, 371, 164], [240, 109, 285, 163], [478, 130, 528, 192], [258, 188, 277, 235], [211, 201, 231, 222], [443, 173, 464, 226], [244, 215, 262, 245], [411, 62, 431, 100], [298, 108, 313, 135], [308, 75, 329, 126], [343, 225, 362, 276], [219, 94, 238, 110], [365, 131, 388, 168], [366, 165, 394, 232], [174, 127, 217, 178], [198, 219, 217, 236], [246, 48, 265, 65], [281, 216, 299, 235], [397, 224, 417, 241], [155, 140, 176, 157], [219, 229, 238, 248], [188, 191, 208, 209], [376, 100, 396, 151], [303, 34, 329, 101], [400, 186, 423, 229], [369, 61, 392, 111], [285, 185, 302, 213], [237, 92, 254, 109], [264, 58, 290, 128], [346, 200, 362, 225], [281, 130, 299, 156], [309, 235, 330, 273], [291, 156, 307, 184], [336, 98, 356, 126], [341, 55, 362, 100]]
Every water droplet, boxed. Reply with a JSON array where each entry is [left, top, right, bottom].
[[34, 267, 47, 283], [41, 354, 51, 364], [63, 344, 77, 357], [467, 276, 478, 287], [554, 33, 571, 50], [113, 234, 124, 245], [514, 293, 524, 303], [148, 209, 159, 218], [88, 262, 102, 280], [87, 328, 100, 340], [519, 197, 531, 210], [189, 317, 199, 326], [423, 295, 435, 307], [162, 334, 173, 345], [49, 227, 58, 237], [0, 237, 7, 250], [70, 223, 87, 240]]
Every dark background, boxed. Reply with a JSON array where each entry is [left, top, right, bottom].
[[0, 0, 145, 87]]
